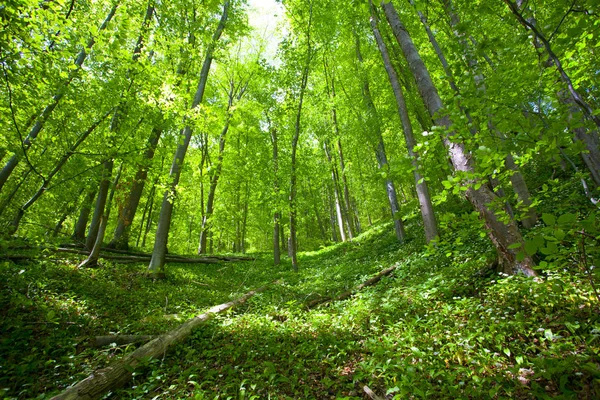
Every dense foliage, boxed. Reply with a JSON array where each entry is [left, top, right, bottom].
[[1, 0, 599, 398]]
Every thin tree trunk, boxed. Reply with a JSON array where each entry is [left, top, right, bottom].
[[324, 141, 347, 242], [136, 184, 154, 248], [9, 112, 110, 234], [0, 3, 118, 193], [327, 185, 339, 242], [507, 0, 600, 187], [355, 34, 405, 243], [149, 0, 229, 275], [370, 12, 438, 243], [270, 125, 281, 265], [336, 139, 358, 234], [0, 169, 31, 222], [73, 188, 97, 242], [439, 0, 537, 227], [199, 120, 229, 254], [85, 160, 114, 250], [381, 0, 535, 276], [289, 3, 313, 272], [52, 190, 83, 237]]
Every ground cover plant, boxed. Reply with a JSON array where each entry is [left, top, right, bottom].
[[1, 201, 599, 398]]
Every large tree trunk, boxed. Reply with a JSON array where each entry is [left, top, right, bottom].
[[381, 0, 535, 275], [109, 126, 162, 249], [73, 188, 97, 242], [438, 0, 537, 228], [370, 11, 438, 243], [355, 35, 405, 243], [49, 283, 273, 400], [0, 3, 118, 194], [148, 1, 229, 275]]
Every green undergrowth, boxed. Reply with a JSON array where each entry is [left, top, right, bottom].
[[1, 212, 600, 399]]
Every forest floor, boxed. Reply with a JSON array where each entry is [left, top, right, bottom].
[[1, 217, 600, 399]]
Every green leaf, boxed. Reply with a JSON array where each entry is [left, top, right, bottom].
[[524, 240, 538, 255], [542, 213, 556, 226], [557, 213, 576, 225]]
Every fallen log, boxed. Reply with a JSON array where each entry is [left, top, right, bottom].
[[363, 385, 386, 400], [50, 282, 275, 400], [55, 248, 221, 264], [306, 264, 397, 309], [92, 335, 155, 348]]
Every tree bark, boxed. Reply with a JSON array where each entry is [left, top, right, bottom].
[[49, 283, 273, 400], [0, 3, 118, 194], [370, 11, 438, 243], [79, 162, 121, 267], [381, 0, 535, 276], [148, 0, 229, 275]]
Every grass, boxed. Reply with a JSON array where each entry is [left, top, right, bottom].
[[1, 216, 599, 399]]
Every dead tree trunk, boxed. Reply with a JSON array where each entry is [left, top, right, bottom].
[[49, 283, 273, 400]]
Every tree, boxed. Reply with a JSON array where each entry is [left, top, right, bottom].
[[380, 1, 536, 276], [148, 0, 231, 276]]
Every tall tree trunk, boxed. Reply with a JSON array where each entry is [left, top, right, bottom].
[[79, 163, 122, 268], [73, 188, 97, 242], [109, 126, 162, 249], [0, 3, 118, 194], [337, 139, 358, 234], [270, 125, 281, 265], [136, 184, 154, 248], [148, 0, 229, 275], [323, 59, 355, 239], [355, 35, 405, 243], [8, 112, 110, 234], [439, 0, 537, 228], [381, 0, 535, 276], [198, 120, 229, 254], [289, 2, 313, 272], [327, 185, 339, 242], [324, 141, 347, 242], [370, 11, 438, 243], [85, 160, 114, 250]]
